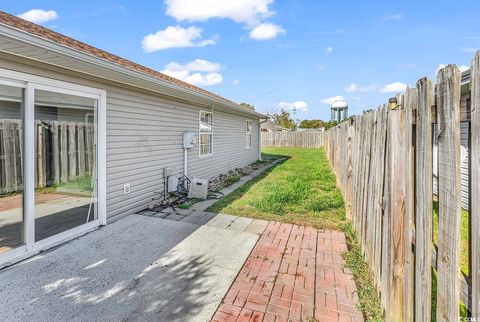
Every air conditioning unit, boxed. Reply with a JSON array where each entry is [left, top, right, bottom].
[[188, 178, 208, 199]]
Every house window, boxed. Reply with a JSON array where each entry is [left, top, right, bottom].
[[246, 120, 252, 149], [199, 110, 213, 156]]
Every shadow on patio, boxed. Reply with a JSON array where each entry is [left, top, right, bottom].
[[0, 214, 258, 321]]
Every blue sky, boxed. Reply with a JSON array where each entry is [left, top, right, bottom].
[[3, 1, 480, 120]]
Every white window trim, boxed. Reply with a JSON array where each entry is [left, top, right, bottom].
[[199, 110, 213, 157], [0, 68, 107, 269], [246, 120, 252, 149]]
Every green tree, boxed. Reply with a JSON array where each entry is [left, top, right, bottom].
[[299, 119, 326, 129], [240, 103, 255, 111], [324, 120, 339, 130], [268, 109, 296, 130]]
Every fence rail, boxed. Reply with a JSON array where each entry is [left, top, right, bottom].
[[0, 119, 95, 194], [323, 51, 480, 320], [261, 131, 324, 148]]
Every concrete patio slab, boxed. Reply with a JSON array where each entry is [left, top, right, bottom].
[[244, 219, 269, 235], [226, 217, 253, 232], [206, 214, 238, 229], [0, 214, 259, 322]]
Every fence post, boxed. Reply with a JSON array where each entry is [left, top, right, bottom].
[[404, 88, 416, 322], [387, 108, 408, 321], [373, 104, 387, 289], [470, 51, 480, 316], [436, 64, 462, 321], [345, 119, 354, 220], [414, 77, 434, 321]]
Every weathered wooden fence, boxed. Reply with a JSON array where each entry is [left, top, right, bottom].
[[0, 120, 95, 194], [261, 131, 324, 148], [323, 51, 480, 321]]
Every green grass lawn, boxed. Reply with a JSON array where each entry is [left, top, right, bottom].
[[37, 175, 94, 197], [432, 200, 470, 319], [432, 200, 469, 275], [209, 147, 347, 230], [208, 147, 383, 320]]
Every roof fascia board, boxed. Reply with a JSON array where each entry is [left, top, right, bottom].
[[0, 23, 265, 118]]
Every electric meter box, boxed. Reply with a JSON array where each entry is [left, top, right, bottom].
[[188, 177, 209, 199], [167, 176, 179, 193], [183, 132, 197, 149]]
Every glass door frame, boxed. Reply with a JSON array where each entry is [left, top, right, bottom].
[[0, 68, 106, 268]]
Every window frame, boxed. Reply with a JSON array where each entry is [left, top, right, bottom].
[[199, 110, 213, 157], [246, 120, 253, 149]]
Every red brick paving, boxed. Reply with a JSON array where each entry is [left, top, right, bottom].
[[211, 222, 364, 322]]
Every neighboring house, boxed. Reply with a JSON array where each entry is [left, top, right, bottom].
[[260, 119, 291, 132], [0, 11, 264, 267]]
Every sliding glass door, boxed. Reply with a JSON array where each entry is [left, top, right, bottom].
[[0, 83, 25, 254], [0, 69, 105, 266], [34, 89, 98, 241]]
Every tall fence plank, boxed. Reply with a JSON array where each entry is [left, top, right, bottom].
[[321, 57, 476, 320], [414, 77, 434, 322], [435, 64, 462, 321], [404, 88, 416, 322], [388, 108, 408, 321], [471, 50, 480, 316]]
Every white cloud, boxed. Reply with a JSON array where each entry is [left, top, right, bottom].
[[18, 9, 58, 24], [382, 13, 403, 21], [164, 0, 274, 25], [161, 59, 223, 86], [380, 82, 407, 93], [321, 95, 344, 105], [436, 64, 469, 75], [185, 59, 220, 72], [164, 0, 284, 41], [344, 83, 357, 93], [142, 26, 216, 52], [326, 47, 333, 54], [278, 101, 308, 112], [249, 23, 285, 40], [232, 79, 240, 85]]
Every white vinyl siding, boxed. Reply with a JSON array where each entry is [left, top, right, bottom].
[[0, 55, 261, 221]]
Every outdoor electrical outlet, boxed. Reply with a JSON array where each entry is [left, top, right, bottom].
[[123, 184, 131, 195]]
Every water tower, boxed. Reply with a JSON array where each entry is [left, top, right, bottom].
[[330, 99, 348, 122]]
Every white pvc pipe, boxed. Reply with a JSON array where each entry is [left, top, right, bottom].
[[184, 148, 188, 177], [184, 148, 188, 189]]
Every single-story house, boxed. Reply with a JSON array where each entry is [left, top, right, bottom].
[[260, 119, 291, 132], [0, 10, 265, 267]]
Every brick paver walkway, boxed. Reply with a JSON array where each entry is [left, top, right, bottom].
[[211, 221, 363, 322]]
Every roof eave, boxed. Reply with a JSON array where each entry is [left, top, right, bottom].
[[0, 23, 266, 118]]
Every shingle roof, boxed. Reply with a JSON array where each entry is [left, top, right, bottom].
[[0, 10, 237, 105]]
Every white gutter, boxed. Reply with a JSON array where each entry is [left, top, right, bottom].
[[0, 23, 266, 119]]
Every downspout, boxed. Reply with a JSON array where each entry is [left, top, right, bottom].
[[184, 147, 188, 178], [258, 118, 268, 160]]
